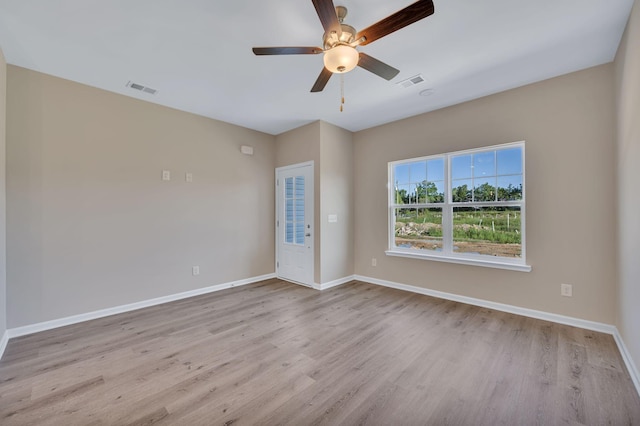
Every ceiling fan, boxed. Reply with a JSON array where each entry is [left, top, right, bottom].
[[252, 0, 435, 93]]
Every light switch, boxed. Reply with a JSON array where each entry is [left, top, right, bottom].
[[328, 214, 338, 223], [185, 172, 193, 182]]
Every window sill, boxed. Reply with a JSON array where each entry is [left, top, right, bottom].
[[385, 250, 532, 272]]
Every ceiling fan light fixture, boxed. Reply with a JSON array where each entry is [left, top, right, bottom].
[[323, 45, 359, 74]]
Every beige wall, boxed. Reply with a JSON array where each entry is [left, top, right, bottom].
[[615, 0, 640, 377], [319, 122, 354, 283], [6, 66, 276, 328], [353, 64, 617, 324], [275, 122, 322, 284], [0, 48, 6, 336]]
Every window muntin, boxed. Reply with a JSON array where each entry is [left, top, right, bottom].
[[389, 142, 526, 269]]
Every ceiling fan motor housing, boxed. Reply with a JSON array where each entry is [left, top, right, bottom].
[[323, 23, 357, 50]]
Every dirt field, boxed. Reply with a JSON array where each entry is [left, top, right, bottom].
[[395, 237, 521, 258]]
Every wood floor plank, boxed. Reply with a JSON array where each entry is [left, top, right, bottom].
[[0, 279, 638, 425], [161, 351, 317, 425]]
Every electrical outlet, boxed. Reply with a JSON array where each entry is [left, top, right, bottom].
[[561, 283, 572, 297], [372, 258, 377, 267], [162, 170, 171, 181], [192, 266, 200, 276], [185, 172, 193, 182]]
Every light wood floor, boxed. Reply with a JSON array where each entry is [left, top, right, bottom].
[[0, 279, 639, 425]]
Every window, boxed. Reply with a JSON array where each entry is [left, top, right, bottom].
[[387, 141, 530, 272], [285, 176, 305, 245]]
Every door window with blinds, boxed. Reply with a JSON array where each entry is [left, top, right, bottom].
[[285, 176, 305, 245]]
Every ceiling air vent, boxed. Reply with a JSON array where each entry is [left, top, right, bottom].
[[396, 74, 425, 89], [126, 81, 158, 95]]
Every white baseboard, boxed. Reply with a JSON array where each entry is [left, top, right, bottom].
[[354, 274, 639, 397], [0, 330, 9, 361], [6, 273, 276, 340], [354, 275, 615, 333], [314, 275, 355, 291], [612, 329, 640, 397]]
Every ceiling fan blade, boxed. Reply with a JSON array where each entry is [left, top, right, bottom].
[[311, 67, 333, 92], [311, 0, 342, 37], [252, 47, 323, 55], [358, 53, 400, 81], [356, 0, 434, 46]]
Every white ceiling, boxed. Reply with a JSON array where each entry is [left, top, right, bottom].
[[0, 0, 634, 135]]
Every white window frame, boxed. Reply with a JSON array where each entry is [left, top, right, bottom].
[[386, 141, 531, 272]]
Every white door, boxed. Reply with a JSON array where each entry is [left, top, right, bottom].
[[276, 162, 314, 287]]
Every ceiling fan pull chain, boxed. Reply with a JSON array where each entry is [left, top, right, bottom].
[[340, 74, 345, 112]]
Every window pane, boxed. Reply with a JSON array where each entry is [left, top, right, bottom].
[[295, 199, 304, 217], [431, 181, 445, 203], [395, 208, 443, 251], [394, 164, 410, 186], [295, 222, 305, 245], [405, 208, 418, 222], [295, 176, 305, 197], [497, 176, 523, 200], [427, 159, 444, 182], [452, 179, 472, 202], [452, 207, 521, 258], [473, 151, 495, 178], [408, 184, 418, 204], [285, 222, 293, 244], [452, 154, 472, 179], [409, 161, 427, 183], [397, 185, 414, 204], [286, 200, 293, 221], [497, 147, 523, 176], [416, 183, 427, 204], [416, 181, 444, 203], [285, 178, 293, 198], [473, 178, 497, 202], [393, 186, 405, 204]]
